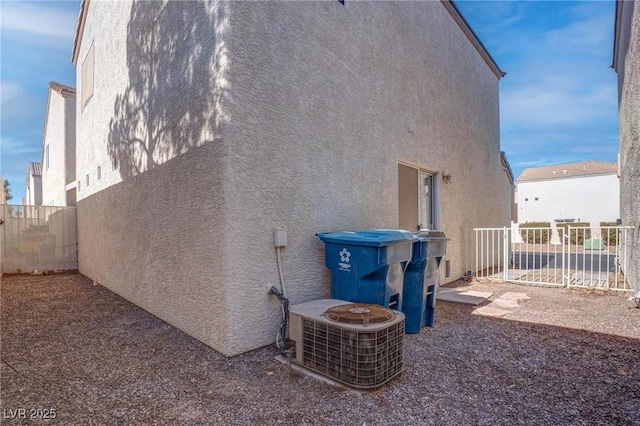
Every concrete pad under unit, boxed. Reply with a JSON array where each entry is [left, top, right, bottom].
[[437, 288, 494, 305]]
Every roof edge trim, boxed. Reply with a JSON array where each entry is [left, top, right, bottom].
[[613, 0, 624, 71], [440, 1, 506, 80], [71, 0, 90, 65]]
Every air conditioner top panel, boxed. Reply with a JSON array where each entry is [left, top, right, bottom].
[[290, 299, 405, 331]]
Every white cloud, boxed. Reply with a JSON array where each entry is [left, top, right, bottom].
[[0, 136, 41, 156], [545, 14, 612, 55], [501, 82, 617, 128], [0, 81, 24, 109], [0, 2, 77, 41], [0, 80, 43, 124]]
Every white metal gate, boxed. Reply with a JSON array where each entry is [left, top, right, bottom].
[[473, 225, 633, 291]]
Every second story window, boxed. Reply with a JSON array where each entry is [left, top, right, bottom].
[[45, 145, 50, 169], [86, 174, 89, 187], [97, 166, 101, 180], [81, 42, 95, 111]]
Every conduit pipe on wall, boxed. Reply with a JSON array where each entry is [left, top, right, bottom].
[[276, 246, 287, 298]]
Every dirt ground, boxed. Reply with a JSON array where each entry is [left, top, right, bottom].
[[1, 274, 639, 425]]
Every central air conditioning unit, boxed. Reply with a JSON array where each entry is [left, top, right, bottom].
[[289, 299, 405, 389]]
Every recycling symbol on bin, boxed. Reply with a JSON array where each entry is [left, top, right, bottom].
[[339, 248, 351, 263]]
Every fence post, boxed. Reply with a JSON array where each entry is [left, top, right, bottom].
[[503, 226, 508, 281], [565, 225, 571, 288]]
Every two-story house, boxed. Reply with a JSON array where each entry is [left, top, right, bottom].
[[41, 82, 77, 207], [71, 0, 513, 355], [25, 162, 42, 206]]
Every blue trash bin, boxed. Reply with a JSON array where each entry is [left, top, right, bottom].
[[317, 230, 416, 311], [403, 230, 448, 333]]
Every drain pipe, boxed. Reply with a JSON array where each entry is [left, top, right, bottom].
[[276, 245, 287, 298]]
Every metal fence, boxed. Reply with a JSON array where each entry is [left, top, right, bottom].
[[473, 225, 633, 291], [1, 205, 77, 274]]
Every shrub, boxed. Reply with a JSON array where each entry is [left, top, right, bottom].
[[600, 221, 619, 246], [519, 222, 551, 244], [556, 222, 591, 245]]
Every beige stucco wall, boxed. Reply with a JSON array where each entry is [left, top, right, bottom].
[[26, 173, 42, 206], [617, 0, 640, 297], [42, 90, 76, 206], [76, 0, 511, 356]]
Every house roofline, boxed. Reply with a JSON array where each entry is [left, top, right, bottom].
[[42, 82, 77, 166], [500, 151, 515, 186], [71, 0, 90, 65], [49, 81, 76, 98], [612, 0, 623, 71], [517, 171, 619, 184], [440, 0, 506, 80], [70, 0, 505, 79]]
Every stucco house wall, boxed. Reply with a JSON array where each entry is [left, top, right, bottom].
[[517, 173, 620, 225], [25, 162, 42, 206], [614, 0, 640, 297], [73, 0, 511, 356], [42, 83, 77, 206]]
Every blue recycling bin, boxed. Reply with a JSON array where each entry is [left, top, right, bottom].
[[317, 230, 417, 311], [403, 230, 448, 333]]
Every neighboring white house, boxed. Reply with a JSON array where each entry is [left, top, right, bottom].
[[516, 161, 620, 226], [614, 0, 640, 298], [41, 82, 77, 207], [71, 0, 512, 356], [25, 162, 42, 206]]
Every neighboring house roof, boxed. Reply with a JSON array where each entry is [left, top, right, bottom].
[[29, 162, 42, 177], [49, 81, 76, 98], [517, 161, 618, 183], [70, 0, 504, 79]]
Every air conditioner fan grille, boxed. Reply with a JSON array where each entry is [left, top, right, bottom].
[[323, 303, 396, 325], [301, 318, 404, 388]]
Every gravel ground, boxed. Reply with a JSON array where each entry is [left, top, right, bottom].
[[1, 274, 639, 425]]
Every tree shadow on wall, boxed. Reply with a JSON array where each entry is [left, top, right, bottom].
[[108, 0, 228, 180]]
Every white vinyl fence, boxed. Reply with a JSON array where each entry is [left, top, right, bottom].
[[473, 225, 633, 291], [1, 205, 77, 274]]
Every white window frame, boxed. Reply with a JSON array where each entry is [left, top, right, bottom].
[[81, 42, 95, 111]]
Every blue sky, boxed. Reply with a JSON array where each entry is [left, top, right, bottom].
[[1, 0, 78, 202], [0, 0, 619, 202], [455, 0, 619, 177]]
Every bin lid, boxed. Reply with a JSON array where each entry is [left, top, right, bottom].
[[414, 230, 449, 240], [317, 229, 417, 247]]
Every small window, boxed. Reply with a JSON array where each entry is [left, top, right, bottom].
[[525, 198, 528, 202], [86, 174, 90, 187], [78, 180, 81, 191], [46, 145, 50, 170], [81, 42, 95, 111], [535, 197, 539, 201], [97, 166, 101, 180], [111, 154, 118, 171]]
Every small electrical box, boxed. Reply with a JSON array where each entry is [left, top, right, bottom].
[[274, 229, 287, 248]]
